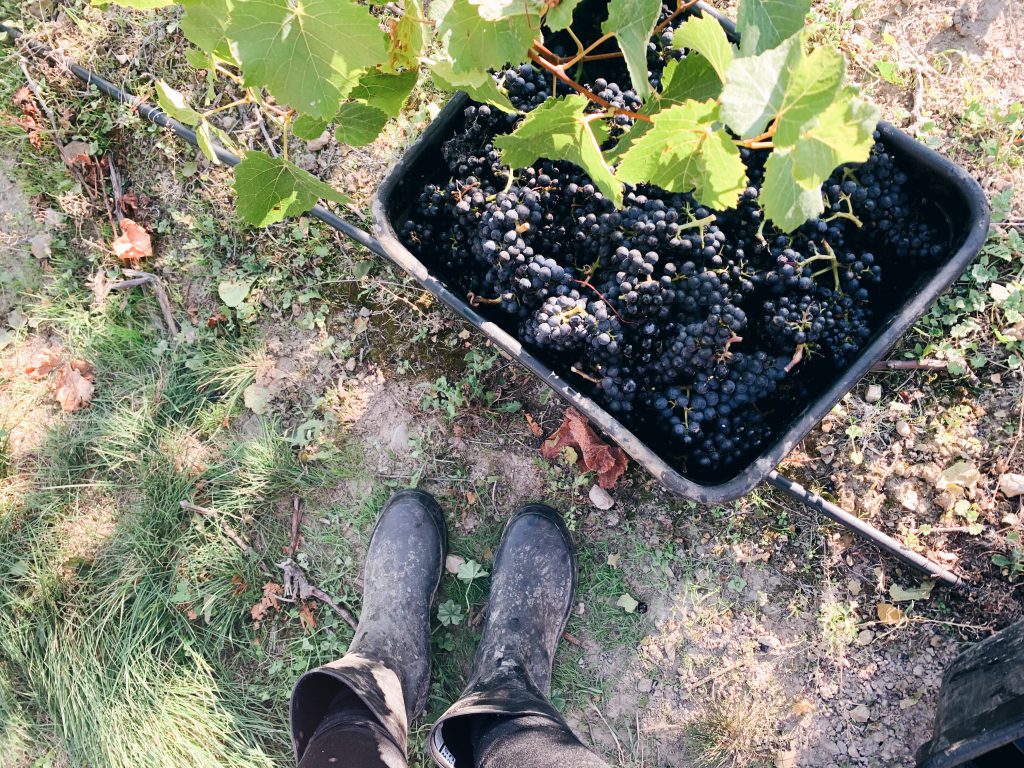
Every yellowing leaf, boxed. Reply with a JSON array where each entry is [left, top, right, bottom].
[[876, 602, 903, 625]]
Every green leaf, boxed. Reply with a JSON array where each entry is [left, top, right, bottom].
[[674, 13, 735, 81], [736, 0, 810, 55], [195, 120, 221, 164], [218, 278, 252, 307], [469, 0, 544, 21], [773, 45, 845, 146], [180, 0, 235, 61], [155, 80, 201, 126], [349, 69, 419, 118], [229, 0, 387, 118], [659, 55, 723, 105], [233, 151, 349, 226], [388, 0, 427, 70], [601, 0, 662, 99], [335, 102, 390, 146], [437, 599, 465, 626], [760, 146, 823, 232], [719, 33, 800, 138], [456, 559, 489, 582], [432, 0, 535, 74], [791, 91, 879, 189], [292, 114, 330, 141], [616, 593, 639, 613], [546, 0, 584, 31], [615, 100, 746, 210], [433, 60, 516, 113], [494, 95, 622, 206]]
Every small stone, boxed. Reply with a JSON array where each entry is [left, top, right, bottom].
[[445, 555, 465, 575], [934, 491, 956, 511], [1003, 513, 1020, 526], [857, 630, 875, 646], [575, 602, 586, 616], [848, 578, 862, 596], [637, 678, 654, 694], [775, 749, 798, 768], [896, 420, 912, 438], [306, 130, 331, 152], [864, 384, 882, 404], [998, 473, 1024, 498], [849, 704, 870, 724], [588, 485, 614, 510], [900, 487, 920, 512], [930, 635, 943, 648], [29, 232, 51, 260]]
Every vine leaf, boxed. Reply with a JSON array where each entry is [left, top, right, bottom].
[[469, 0, 545, 21], [196, 120, 222, 164], [772, 45, 845, 146], [601, 0, 662, 99], [493, 95, 621, 206], [293, 115, 330, 140], [229, 0, 387, 119], [673, 13, 735, 82], [719, 33, 800, 139], [234, 151, 349, 226], [180, 0, 235, 61], [335, 102, 390, 146], [349, 69, 419, 117], [432, 60, 517, 114], [791, 91, 879, 189], [546, 0, 585, 31], [760, 146, 823, 232], [155, 81, 201, 126], [432, 0, 536, 74], [736, 0, 810, 55], [615, 99, 746, 210], [388, 0, 427, 70]]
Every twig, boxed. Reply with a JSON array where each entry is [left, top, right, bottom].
[[106, 152, 125, 221], [870, 359, 948, 372], [528, 50, 651, 123], [652, 0, 701, 37], [908, 68, 926, 135], [279, 558, 358, 629], [181, 500, 257, 556], [18, 59, 59, 138], [688, 657, 750, 688], [289, 496, 304, 556], [107, 276, 150, 291], [250, 103, 278, 157], [121, 268, 179, 337]]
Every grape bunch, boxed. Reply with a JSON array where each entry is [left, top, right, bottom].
[[399, 8, 948, 479]]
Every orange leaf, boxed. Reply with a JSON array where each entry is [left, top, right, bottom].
[[525, 412, 544, 438], [298, 601, 318, 633], [53, 364, 95, 412], [540, 409, 628, 489], [25, 348, 62, 380], [251, 582, 283, 622], [111, 218, 153, 264]]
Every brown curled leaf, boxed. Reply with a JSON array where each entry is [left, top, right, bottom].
[[540, 409, 628, 489]]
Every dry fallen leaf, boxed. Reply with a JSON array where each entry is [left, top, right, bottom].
[[540, 409, 628, 488], [25, 348, 62, 380], [53, 362, 95, 413], [876, 602, 904, 625], [251, 582, 283, 622], [60, 140, 92, 166], [298, 600, 318, 633], [111, 218, 153, 264], [525, 412, 544, 438]]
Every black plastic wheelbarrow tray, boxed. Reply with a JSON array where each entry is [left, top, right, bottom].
[[1, 10, 989, 588]]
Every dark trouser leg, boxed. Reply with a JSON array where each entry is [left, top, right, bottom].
[[471, 715, 610, 768], [297, 691, 407, 768]]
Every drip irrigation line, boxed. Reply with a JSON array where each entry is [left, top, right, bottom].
[[0, 22, 388, 259], [2, 22, 969, 590], [767, 471, 965, 589]]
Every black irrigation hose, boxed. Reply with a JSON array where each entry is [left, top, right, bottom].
[[2, 22, 968, 591], [0, 22, 389, 259]]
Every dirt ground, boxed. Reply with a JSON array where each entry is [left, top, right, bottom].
[[1, 1, 1022, 767]]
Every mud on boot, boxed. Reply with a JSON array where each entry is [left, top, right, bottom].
[[428, 503, 577, 767], [290, 489, 447, 761]]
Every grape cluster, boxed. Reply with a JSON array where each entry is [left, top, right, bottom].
[[399, 9, 948, 479]]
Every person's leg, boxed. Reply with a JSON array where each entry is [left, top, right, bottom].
[[290, 490, 447, 767], [427, 504, 609, 768]]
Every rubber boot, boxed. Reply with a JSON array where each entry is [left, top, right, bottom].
[[428, 503, 577, 768], [291, 489, 447, 762]]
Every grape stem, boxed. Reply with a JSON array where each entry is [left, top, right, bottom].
[[572, 278, 629, 324], [676, 213, 717, 232], [652, 0, 702, 37], [528, 49, 652, 123], [571, 366, 601, 384]]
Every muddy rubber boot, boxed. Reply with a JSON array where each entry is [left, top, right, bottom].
[[428, 503, 577, 768], [290, 489, 447, 762]]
